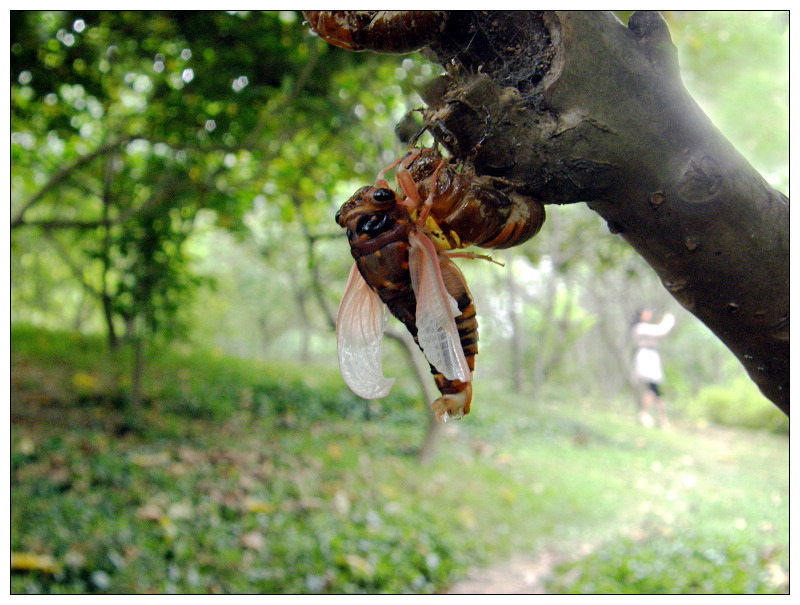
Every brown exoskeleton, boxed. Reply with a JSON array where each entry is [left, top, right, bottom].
[[303, 10, 447, 54], [374, 146, 546, 251], [335, 182, 477, 421], [335, 146, 544, 421]]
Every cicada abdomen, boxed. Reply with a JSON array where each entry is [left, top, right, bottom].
[[303, 10, 447, 54], [427, 252, 478, 419], [335, 188, 477, 420]]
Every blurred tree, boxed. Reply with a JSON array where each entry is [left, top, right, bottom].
[[10, 10, 407, 405], [12, 11, 351, 342]]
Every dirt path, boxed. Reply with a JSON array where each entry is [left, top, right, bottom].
[[447, 543, 595, 594]]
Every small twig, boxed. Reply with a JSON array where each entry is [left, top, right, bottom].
[[12, 138, 131, 228]]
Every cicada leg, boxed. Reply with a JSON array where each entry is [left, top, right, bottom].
[[375, 162, 400, 189], [375, 148, 421, 190], [400, 147, 422, 170], [442, 250, 504, 266], [395, 149, 423, 212], [417, 157, 447, 226], [375, 156, 404, 189]]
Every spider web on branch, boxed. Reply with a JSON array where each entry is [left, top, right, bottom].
[[430, 11, 554, 105]]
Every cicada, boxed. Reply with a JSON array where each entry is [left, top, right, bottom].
[[335, 180, 477, 421], [374, 146, 546, 251], [303, 10, 447, 54], [335, 146, 544, 420]]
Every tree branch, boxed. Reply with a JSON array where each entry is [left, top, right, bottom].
[[11, 138, 131, 228], [307, 10, 789, 413]]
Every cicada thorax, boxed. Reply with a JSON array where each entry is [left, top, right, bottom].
[[401, 148, 547, 250], [336, 185, 414, 307]]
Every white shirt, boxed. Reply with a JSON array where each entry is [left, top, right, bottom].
[[632, 314, 674, 383]]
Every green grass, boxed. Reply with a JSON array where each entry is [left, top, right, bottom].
[[10, 325, 789, 594]]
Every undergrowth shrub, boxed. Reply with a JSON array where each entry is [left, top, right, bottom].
[[546, 531, 787, 594], [684, 377, 788, 435]]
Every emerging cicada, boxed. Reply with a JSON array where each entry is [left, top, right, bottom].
[[335, 147, 543, 420], [336, 185, 476, 421]]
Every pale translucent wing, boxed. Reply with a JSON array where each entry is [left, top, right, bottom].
[[408, 231, 471, 383], [336, 263, 395, 399]]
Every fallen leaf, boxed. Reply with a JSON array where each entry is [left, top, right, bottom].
[[168, 462, 188, 477], [243, 497, 275, 514], [64, 549, 87, 569], [494, 453, 513, 468], [458, 506, 477, 530], [500, 486, 517, 504], [239, 473, 258, 492], [167, 500, 194, 520], [160, 516, 178, 540], [377, 484, 398, 499], [72, 371, 99, 391], [327, 443, 343, 460], [178, 447, 208, 465], [342, 554, 374, 578], [136, 503, 164, 521], [333, 490, 350, 516], [91, 570, 111, 590], [11, 552, 61, 574], [239, 531, 265, 552], [766, 563, 788, 587], [130, 451, 171, 467], [17, 436, 35, 456]]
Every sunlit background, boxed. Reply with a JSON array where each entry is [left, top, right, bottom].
[[10, 11, 788, 594]]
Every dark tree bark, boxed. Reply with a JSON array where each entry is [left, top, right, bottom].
[[305, 10, 789, 414]]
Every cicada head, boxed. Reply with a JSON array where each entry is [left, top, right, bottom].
[[335, 186, 411, 258], [336, 186, 398, 226]]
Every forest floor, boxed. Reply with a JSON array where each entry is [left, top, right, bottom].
[[10, 326, 790, 594]]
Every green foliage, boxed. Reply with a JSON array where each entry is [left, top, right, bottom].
[[9, 323, 416, 427], [546, 530, 787, 594], [11, 326, 788, 594], [10, 10, 411, 343], [668, 11, 789, 193], [684, 377, 789, 435], [9, 12, 790, 590]]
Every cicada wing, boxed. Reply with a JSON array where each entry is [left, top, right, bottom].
[[336, 263, 395, 399], [408, 231, 471, 383]]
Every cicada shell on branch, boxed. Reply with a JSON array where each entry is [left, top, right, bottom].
[[335, 146, 545, 421], [381, 147, 546, 250], [303, 10, 447, 53]]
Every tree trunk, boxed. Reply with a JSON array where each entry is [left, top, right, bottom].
[[130, 331, 145, 409], [384, 329, 443, 465], [305, 10, 789, 414], [101, 147, 119, 350]]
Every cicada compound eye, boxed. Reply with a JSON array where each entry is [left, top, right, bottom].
[[372, 188, 396, 204], [356, 213, 393, 236]]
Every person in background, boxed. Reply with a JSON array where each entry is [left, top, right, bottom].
[[632, 308, 675, 428]]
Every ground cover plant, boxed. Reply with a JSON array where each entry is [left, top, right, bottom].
[[10, 326, 789, 594]]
